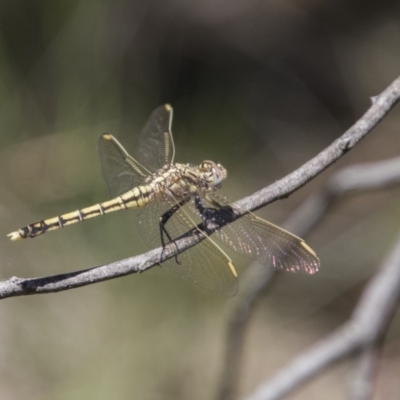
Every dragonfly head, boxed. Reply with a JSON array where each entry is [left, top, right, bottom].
[[199, 160, 227, 188]]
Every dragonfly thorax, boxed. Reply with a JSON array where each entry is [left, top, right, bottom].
[[145, 161, 227, 197]]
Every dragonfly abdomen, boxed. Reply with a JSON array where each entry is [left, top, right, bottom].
[[7, 184, 155, 240]]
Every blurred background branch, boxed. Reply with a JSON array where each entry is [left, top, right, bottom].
[[349, 345, 378, 400], [217, 153, 400, 400], [286, 155, 400, 234], [217, 152, 400, 400], [244, 221, 400, 400]]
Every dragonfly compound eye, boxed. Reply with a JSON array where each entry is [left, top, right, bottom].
[[212, 163, 227, 187]]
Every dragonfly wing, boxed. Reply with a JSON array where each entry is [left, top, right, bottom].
[[135, 196, 238, 296], [98, 134, 148, 197], [174, 236, 239, 296], [218, 214, 319, 274], [163, 229, 238, 296], [98, 104, 174, 197], [201, 191, 320, 275], [134, 104, 175, 170]]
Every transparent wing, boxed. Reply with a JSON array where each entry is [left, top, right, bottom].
[[135, 195, 238, 296], [133, 104, 175, 171], [98, 104, 174, 197], [217, 213, 319, 274], [98, 133, 148, 197], [193, 189, 320, 275]]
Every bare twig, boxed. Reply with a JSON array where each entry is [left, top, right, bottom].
[[1, 76, 400, 299], [244, 228, 400, 400]]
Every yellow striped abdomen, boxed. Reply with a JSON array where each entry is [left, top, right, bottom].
[[7, 185, 154, 240]]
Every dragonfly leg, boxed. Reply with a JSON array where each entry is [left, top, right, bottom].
[[159, 198, 189, 264], [194, 194, 235, 233]]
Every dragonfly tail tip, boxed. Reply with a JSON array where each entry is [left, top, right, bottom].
[[7, 231, 22, 241]]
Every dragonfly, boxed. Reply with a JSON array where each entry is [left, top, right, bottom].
[[8, 104, 319, 295]]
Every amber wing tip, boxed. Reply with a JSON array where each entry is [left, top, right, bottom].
[[7, 231, 22, 241], [101, 133, 113, 140]]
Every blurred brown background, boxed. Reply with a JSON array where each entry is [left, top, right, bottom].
[[1, 1, 400, 399]]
